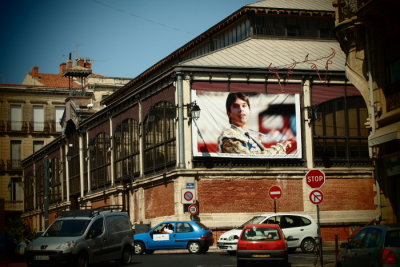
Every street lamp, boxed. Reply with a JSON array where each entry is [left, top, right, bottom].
[[187, 101, 201, 120], [66, 149, 73, 162]]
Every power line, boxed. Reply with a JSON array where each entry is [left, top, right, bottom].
[[92, 0, 195, 35]]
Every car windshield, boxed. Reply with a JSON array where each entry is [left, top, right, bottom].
[[45, 219, 90, 237], [385, 230, 400, 247], [241, 227, 280, 241], [239, 216, 266, 228]]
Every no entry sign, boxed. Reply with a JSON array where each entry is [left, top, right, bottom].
[[269, 186, 282, 200], [305, 169, 325, 189], [309, 189, 324, 205]]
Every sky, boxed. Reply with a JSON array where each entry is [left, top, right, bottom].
[[0, 0, 250, 84]]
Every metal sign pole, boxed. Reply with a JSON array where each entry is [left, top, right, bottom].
[[274, 199, 277, 213], [317, 204, 323, 266]]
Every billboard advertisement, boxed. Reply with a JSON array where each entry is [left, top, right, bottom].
[[192, 90, 302, 159]]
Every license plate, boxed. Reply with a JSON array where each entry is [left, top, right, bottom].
[[252, 254, 271, 258], [35, 255, 50, 260]]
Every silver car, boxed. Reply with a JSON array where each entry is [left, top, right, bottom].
[[25, 206, 133, 267], [337, 224, 400, 267]]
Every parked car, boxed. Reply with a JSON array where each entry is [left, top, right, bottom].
[[237, 224, 289, 267], [25, 206, 133, 267], [133, 220, 213, 254], [337, 224, 400, 267], [218, 213, 318, 254]]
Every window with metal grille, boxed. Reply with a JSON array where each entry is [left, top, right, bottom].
[[143, 102, 176, 173], [114, 118, 140, 181], [313, 95, 370, 167], [89, 132, 111, 190]]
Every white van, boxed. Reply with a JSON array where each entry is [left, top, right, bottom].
[[217, 213, 318, 253], [25, 206, 133, 267]]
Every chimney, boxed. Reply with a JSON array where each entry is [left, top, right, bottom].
[[31, 66, 39, 77], [67, 59, 73, 69], [59, 63, 66, 74], [77, 58, 84, 67], [84, 59, 92, 70]]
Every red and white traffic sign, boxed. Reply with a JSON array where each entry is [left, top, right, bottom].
[[182, 189, 196, 204], [188, 204, 199, 215], [309, 189, 324, 205], [269, 186, 282, 200], [305, 169, 325, 189]]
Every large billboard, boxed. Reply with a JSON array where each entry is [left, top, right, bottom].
[[192, 90, 302, 159]]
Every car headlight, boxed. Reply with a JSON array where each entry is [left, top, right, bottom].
[[228, 235, 239, 241], [56, 240, 76, 250]]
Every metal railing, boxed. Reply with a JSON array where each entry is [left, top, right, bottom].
[[0, 120, 63, 134]]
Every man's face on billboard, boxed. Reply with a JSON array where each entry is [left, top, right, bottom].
[[228, 98, 250, 128]]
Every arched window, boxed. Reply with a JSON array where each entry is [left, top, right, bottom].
[[313, 95, 370, 167], [50, 157, 62, 203], [114, 118, 140, 181], [143, 101, 176, 172], [89, 132, 111, 190]]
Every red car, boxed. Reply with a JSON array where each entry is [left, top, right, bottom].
[[237, 224, 288, 267]]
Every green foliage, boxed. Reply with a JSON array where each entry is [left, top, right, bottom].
[[4, 217, 34, 242]]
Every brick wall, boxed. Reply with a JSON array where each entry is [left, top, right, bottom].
[[198, 179, 303, 213], [145, 182, 174, 218], [320, 178, 376, 211]]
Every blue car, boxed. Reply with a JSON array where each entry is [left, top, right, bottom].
[[133, 221, 213, 254]]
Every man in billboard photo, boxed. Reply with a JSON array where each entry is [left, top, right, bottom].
[[218, 92, 292, 154]]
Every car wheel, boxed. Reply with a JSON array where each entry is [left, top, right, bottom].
[[76, 252, 88, 267], [201, 246, 209, 253], [300, 238, 316, 253], [188, 241, 201, 254], [120, 245, 132, 265], [134, 241, 145, 255], [146, 249, 155, 254]]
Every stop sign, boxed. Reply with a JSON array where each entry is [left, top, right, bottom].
[[305, 169, 325, 188]]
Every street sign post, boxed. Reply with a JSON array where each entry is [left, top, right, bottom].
[[305, 169, 325, 188], [305, 170, 325, 267], [269, 186, 282, 213]]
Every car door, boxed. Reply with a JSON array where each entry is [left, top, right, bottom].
[[174, 222, 195, 249], [85, 217, 106, 264], [279, 215, 305, 248], [342, 228, 368, 267], [147, 223, 176, 249], [349, 228, 381, 267], [104, 215, 130, 260]]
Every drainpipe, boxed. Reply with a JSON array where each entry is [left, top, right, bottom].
[[176, 72, 185, 169], [365, 30, 376, 156]]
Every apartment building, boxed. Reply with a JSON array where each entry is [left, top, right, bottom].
[[0, 59, 130, 229]]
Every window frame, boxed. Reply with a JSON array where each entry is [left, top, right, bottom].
[[143, 101, 177, 173], [114, 118, 140, 181]]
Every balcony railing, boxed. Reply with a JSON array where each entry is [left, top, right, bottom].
[[4, 200, 24, 212], [7, 159, 22, 170], [0, 120, 62, 134]]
